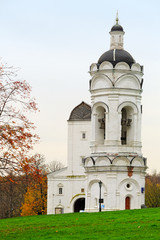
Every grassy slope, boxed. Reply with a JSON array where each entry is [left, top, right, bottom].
[[0, 208, 160, 240]]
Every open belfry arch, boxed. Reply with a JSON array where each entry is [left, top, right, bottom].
[[47, 13, 147, 214]]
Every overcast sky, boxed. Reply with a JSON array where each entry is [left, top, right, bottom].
[[0, 0, 159, 173]]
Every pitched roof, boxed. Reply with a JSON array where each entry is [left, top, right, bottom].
[[68, 101, 91, 121]]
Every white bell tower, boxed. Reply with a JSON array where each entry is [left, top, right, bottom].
[[84, 15, 147, 211]]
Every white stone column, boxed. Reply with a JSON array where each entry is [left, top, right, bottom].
[[107, 110, 120, 146], [117, 112, 122, 145], [91, 113, 97, 145], [85, 193, 91, 212], [137, 112, 142, 144], [133, 113, 138, 146]]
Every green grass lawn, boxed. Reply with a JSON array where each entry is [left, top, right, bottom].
[[0, 208, 160, 240]]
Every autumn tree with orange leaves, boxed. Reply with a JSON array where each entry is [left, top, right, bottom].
[[0, 61, 65, 218], [21, 175, 47, 216], [21, 157, 64, 216], [0, 62, 38, 175], [0, 154, 49, 219], [21, 154, 47, 216]]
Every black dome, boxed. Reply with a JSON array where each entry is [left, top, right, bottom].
[[111, 24, 123, 32], [98, 49, 135, 67]]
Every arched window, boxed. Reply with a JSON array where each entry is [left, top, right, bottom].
[[121, 108, 127, 145], [59, 188, 63, 194], [121, 107, 133, 145], [57, 183, 64, 195], [97, 106, 106, 144]]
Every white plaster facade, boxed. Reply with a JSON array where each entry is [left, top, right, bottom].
[[47, 16, 147, 214], [47, 113, 91, 214]]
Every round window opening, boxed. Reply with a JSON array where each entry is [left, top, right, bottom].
[[126, 183, 130, 189]]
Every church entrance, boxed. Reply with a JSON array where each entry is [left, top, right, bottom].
[[74, 198, 85, 212], [125, 196, 130, 210]]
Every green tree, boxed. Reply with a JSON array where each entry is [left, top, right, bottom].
[[145, 173, 160, 207]]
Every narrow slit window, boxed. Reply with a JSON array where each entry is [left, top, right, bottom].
[[121, 108, 127, 145], [82, 133, 86, 139]]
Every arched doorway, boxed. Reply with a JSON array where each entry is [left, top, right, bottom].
[[74, 198, 85, 212], [125, 196, 130, 210]]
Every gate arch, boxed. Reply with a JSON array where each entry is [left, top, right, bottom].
[[73, 198, 85, 212]]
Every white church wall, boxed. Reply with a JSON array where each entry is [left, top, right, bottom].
[[132, 157, 144, 166], [67, 121, 91, 175], [85, 178, 108, 212], [95, 157, 111, 166], [90, 67, 143, 87], [47, 175, 86, 214], [116, 172, 145, 210], [91, 76, 112, 90], [115, 75, 140, 90], [84, 168, 145, 211]]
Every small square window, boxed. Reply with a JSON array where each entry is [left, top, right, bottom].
[[81, 188, 85, 193], [59, 188, 63, 195]]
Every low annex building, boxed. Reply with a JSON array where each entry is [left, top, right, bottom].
[[47, 15, 147, 214]]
